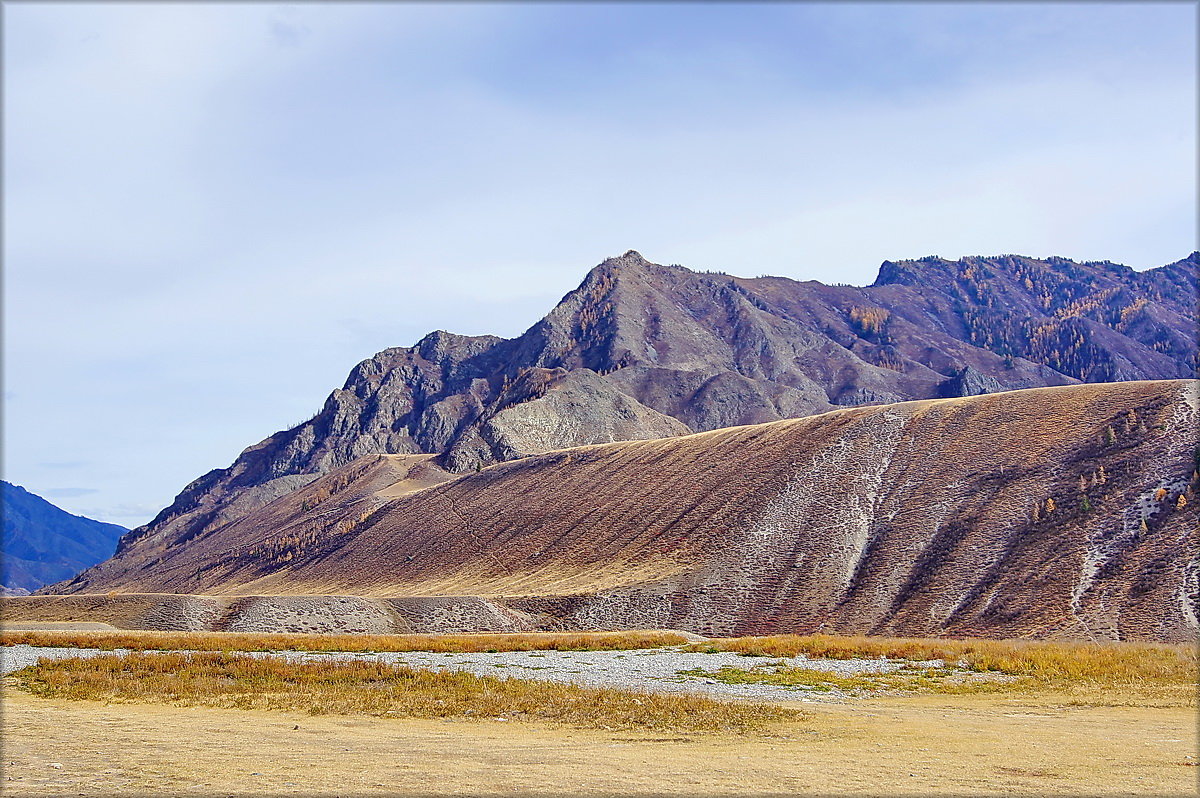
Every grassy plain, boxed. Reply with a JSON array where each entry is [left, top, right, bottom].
[[4, 681, 1195, 796], [12, 651, 795, 734], [4, 631, 1197, 795]]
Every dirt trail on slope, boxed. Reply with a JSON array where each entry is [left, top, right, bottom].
[[3, 685, 1194, 796]]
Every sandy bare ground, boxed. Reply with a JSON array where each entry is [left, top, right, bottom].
[[3, 683, 1195, 796]]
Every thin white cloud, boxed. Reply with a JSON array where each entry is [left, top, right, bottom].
[[42, 487, 99, 499], [72, 503, 155, 526]]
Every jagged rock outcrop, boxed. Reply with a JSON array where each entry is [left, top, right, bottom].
[[47, 381, 1200, 642], [938, 366, 1003, 398], [443, 368, 691, 472], [68, 250, 1197, 588]]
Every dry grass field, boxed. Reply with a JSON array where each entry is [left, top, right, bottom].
[[0, 628, 690, 653], [11, 651, 796, 734], [4, 679, 1195, 796], [4, 630, 1197, 794], [688, 634, 1197, 687], [7, 627, 1191, 692]]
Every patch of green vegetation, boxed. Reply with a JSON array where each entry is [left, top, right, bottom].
[[678, 664, 1025, 695]]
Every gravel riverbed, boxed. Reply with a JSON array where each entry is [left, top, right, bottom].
[[1, 644, 943, 703]]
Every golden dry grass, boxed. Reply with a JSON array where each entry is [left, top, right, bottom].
[[686, 634, 1198, 697], [8, 680, 1194, 797], [11, 651, 799, 734], [0, 628, 688, 654]]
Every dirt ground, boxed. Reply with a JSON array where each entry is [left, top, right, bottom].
[[2, 683, 1195, 796]]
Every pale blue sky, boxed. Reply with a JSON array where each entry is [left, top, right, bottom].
[[4, 2, 1196, 525]]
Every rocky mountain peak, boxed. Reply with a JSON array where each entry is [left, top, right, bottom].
[[571, 249, 642, 290], [70, 249, 1195, 588], [414, 329, 502, 365], [609, 249, 651, 267]]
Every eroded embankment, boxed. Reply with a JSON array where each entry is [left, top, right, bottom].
[[1, 593, 545, 634]]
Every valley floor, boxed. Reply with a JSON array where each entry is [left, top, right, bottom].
[[3, 681, 1195, 796]]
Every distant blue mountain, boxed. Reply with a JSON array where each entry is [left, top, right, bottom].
[[1, 481, 126, 592]]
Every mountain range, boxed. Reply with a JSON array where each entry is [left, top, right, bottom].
[[1, 481, 126, 593], [39, 250, 1199, 641], [38, 380, 1199, 641], [66, 249, 1195, 583]]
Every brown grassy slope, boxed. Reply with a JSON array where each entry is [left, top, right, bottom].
[[79, 251, 1195, 597], [51, 380, 1199, 641], [54, 454, 452, 597]]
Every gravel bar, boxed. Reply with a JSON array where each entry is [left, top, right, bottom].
[[2, 645, 942, 703]]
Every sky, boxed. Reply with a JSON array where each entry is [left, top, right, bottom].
[[4, 2, 1197, 526]]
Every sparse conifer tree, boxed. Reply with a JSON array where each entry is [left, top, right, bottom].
[[1177, 495, 1188, 511], [1045, 497, 1055, 514]]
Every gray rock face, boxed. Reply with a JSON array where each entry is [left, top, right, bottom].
[[56, 250, 1196, 592], [443, 368, 690, 472], [938, 366, 1004, 398]]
